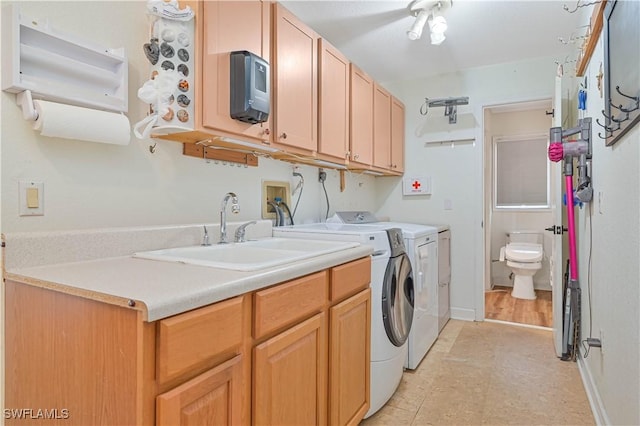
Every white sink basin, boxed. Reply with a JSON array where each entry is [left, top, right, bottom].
[[133, 238, 359, 271]]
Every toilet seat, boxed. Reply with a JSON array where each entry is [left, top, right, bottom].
[[506, 260, 542, 270], [505, 242, 543, 263]]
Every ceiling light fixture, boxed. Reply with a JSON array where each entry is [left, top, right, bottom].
[[407, 8, 429, 40], [407, 0, 451, 45]]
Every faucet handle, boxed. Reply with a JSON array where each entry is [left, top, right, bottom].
[[201, 225, 211, 246], [235, 221, 257, 243]]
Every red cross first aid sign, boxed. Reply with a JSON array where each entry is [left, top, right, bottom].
[[403, 176, 431, 195]]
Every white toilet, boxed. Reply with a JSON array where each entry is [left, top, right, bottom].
[[500, 232, 543, 300]]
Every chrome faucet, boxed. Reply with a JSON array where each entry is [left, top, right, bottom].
[[235, 221, 257, 243], [219, 192, 240, 244]]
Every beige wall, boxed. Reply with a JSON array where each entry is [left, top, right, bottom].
[[577, 31, 639, 425], [378, 56, 559, 321], [0, 1, 377, 234], [0, 2, 378, 417]]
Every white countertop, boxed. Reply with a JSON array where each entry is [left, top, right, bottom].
[[5, 244, 371, 322], [2, 222, 372, 322]]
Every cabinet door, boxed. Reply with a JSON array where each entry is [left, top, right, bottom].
[[329, 289, 371, 426], [157, 354, 244, 426], [349, 64, 373, 166], [390, 96, 405, 173], [272, 3, 318, 152], [318, 39, 350, 162], [373, 83, 392, 169], [202, 1, 272, 142], [253, 312, 327, 425]]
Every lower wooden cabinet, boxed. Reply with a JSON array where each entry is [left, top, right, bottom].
[[329, 289, 371, 426], [253, 313, 327, 425], [4, 257, 371, 426], [156, 355, 244, 426]]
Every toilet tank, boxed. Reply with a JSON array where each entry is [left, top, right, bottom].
[[507, 231, 542, 245]]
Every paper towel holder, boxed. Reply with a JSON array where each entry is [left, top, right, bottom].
[[2, 5, 128, 113], [16, 90, 39, 121]]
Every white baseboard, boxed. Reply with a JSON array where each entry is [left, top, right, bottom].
[[484, 318, 552, 331], [451, 307, 475, 321], [577, 355, 610, 426]]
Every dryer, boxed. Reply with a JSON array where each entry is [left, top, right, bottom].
[[328, 212, 439, 369], [273, 224, 413, 418]]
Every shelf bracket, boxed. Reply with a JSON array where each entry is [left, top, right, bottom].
[[16, 90, 38, 121]]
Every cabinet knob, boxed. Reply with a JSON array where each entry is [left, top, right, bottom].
[[263, 128, 270, 136], [281, 132, 287, 140]]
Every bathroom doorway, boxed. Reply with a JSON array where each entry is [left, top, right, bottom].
[[482, 99, 556, 329]]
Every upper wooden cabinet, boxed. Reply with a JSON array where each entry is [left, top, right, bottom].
[[318, 39, 350, 163], [349, 64, 374, 166], [272, 3, 319, 153], [161, 1, 404, 175], [373, 83, 392, 169], [390, 96, 405, 173], [201, 1, 272, 143]]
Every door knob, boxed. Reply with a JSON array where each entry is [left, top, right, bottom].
[[545, 225, 568, 235]]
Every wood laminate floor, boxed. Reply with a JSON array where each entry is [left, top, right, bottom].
[[361, 320, 594, 425], [484, 286, 553, 328]]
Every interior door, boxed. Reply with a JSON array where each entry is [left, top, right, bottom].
[[551, 76, 564, 357]]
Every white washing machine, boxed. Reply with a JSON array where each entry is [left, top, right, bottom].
[[328, 212, 439, 370], [273, 223, 414, 418]]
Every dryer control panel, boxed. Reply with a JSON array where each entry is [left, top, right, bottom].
[[386, 228, 406, 257]]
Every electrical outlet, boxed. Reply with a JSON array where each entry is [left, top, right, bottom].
[[318, 168, 327, 183]]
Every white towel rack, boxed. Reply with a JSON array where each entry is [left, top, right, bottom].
[[424, 138, 476, 147]]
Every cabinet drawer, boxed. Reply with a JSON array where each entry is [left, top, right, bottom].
[[254, 271, 328, 339], [157, 296, 244, 385], [330, 257, 371, 302]]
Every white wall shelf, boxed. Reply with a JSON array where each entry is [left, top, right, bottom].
[[1, 5, 128, 112]]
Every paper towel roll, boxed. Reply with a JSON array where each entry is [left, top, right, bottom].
[[33, 100, 131, 145]]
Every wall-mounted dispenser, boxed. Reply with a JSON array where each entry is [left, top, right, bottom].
[[230, 50, 270, 124]]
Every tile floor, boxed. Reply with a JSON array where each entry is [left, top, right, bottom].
[[361, 320, 594, 425]]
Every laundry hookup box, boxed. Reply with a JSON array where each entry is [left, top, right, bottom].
[[403, 176, 432, 195]]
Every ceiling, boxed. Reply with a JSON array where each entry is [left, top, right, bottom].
[[279, 0, 588, 83]]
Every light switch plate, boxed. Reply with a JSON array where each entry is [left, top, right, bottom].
[[19, 180, 44, 216]]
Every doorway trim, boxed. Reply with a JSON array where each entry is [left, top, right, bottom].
[[480, 97, 555, 324]]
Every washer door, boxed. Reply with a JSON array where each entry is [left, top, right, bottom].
[[382, 253, 414, 346]]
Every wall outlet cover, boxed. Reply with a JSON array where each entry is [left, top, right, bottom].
[[261, 180, 291, 220]]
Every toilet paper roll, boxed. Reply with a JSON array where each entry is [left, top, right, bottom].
[[33, 100, 131, 146]]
